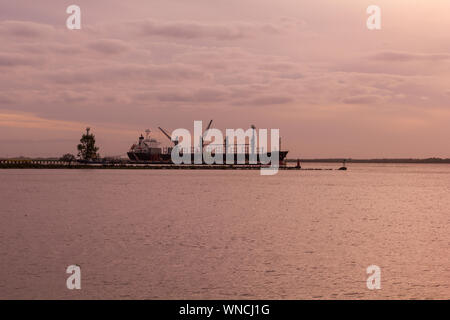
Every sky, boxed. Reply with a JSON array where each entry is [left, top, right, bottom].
[[1, 0, 450, 158]]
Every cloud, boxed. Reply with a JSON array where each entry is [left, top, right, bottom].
[[87, 39, 129, 55], [0, 20, 55, 38], [342, 95, 382, 105], [0, 53, 42, 67], [0, 94, 13, 104], [0, 112, 85, 131], [137, 20, 249, 40], [155, 88, 227, 103], [246, 95, 294, 106], [370, 51, 450, 62], [133, 19, 283, 40], [259, 62, 299, 72], [278, 72, 303, 79], [41, 63, 207, 84]]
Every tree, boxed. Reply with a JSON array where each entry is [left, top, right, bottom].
[[77, 127, 99, 160], [60, 153, 76, 164]]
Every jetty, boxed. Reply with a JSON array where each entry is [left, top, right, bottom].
[[0, 159, 341, 170]]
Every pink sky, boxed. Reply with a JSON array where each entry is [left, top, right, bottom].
[[1, 0, 450, 158]]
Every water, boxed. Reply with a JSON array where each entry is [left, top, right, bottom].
[[0, 164, 449, 299]]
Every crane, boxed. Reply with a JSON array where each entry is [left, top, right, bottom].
[[158, 127, 178, 146], [202, 120, 214, 148], [159, 120, 214, 148]]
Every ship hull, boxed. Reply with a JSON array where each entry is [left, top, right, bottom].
[[127, 151, 288, 164], [127, 152, 171, 162]]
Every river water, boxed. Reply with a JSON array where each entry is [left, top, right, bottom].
[[0, 164, 449, 299]]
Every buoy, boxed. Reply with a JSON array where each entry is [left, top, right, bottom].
[[338, 159, 347, 170]]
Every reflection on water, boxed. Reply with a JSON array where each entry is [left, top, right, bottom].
[[0, 164, 449, 299]]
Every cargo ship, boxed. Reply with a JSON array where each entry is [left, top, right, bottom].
[[127, 121, 288, 164], [127, 129, 172, 162]]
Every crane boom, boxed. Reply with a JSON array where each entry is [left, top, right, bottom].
[[206, 120, 213, 131], [202, 120, 214, 148], [158, 127, 172, 142]]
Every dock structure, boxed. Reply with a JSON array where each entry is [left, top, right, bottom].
[[0, 159, 341, 170], [0, 159, 73, 166]]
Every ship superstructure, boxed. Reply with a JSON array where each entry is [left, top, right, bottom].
[[127, 129, 172, 162]]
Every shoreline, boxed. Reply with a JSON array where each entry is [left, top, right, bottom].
[[289, 159, 450, 164], [0, 163, 334, 170]]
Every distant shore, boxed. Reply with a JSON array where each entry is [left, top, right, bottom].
[[287, 158, 450, 164]]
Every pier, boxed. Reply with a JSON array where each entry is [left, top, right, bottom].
[[0, 159, 339, 170]]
